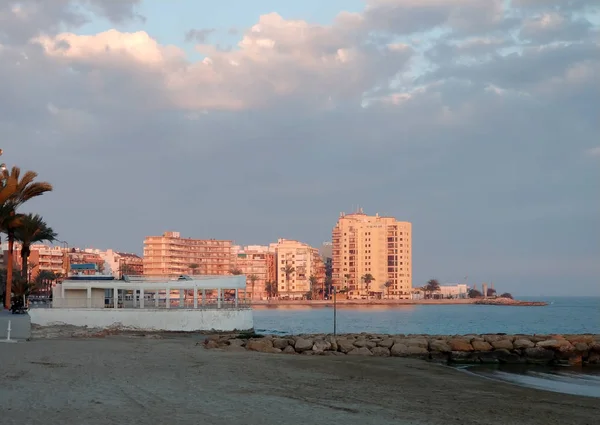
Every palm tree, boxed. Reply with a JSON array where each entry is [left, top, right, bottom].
[[281, 264, 295, 296], [344, 273, 351, 290], [247, 274, 258, 300], [309, 275, 319, 300], [14, 213, 57, 283], [1, 166, 53, 309], [384, 281, 393, 299], [265, 281, 277, 300], [423, 279, 441, 299], [361, 273, 375, 299], [230, 268, 243, 275]]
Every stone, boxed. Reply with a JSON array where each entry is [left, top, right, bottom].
[[282, 345, 297, 354], [478, 351, 500, 364], [228, 338, 245, 347], [371, 347, 391, 357], [449, 339, 474, 352], [326, 336, 338, 352], [450, 351, 479, 364], [391, 343, 429, 358], [537, 339, 570, 349], [493, 349, 522, 364], [353, 339, 368, 348], [312, 340, 332, 353], [429, 339, 451, 353], [272, 338, 290, 350], [524, 347, 555, 364], [574, 342, 588, 352], [377, 338, 395, 348], [404, 338, 428, 349], [204, 340, 220, 349], [246, 339, 275, 353], [337, 339, 356, 354], [513, 338, 535, 349], [347, 347, 373, 356], [587, 353, 600, 364], [483, 335, 508, 343], [491, 339, 514, 350], [294, 338, 314, 353], [589, 343, 600, 353], [471, 340, 493, 352], [366, 341, 377, 349]]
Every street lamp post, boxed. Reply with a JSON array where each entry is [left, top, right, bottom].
[[333, 286, 337, 336]]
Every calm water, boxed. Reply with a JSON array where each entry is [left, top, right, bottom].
[[465, 365, 600, 398], [253, 297, 600, 335]]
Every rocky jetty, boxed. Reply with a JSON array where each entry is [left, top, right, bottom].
[[203, 333, 600, 366], [474, 299, 548, 306]]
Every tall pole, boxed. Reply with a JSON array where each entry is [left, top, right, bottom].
[[333, 286, 337, 336]]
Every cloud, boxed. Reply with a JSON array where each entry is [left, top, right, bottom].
[[1, 0, 599, 295], [586, 147, 600, 157], [184, 28, 215, 43]]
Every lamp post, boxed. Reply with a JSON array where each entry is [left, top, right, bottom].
[[333, 286, 337, 336]]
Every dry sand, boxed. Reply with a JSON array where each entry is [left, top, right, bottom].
[[0, 335, 598, 425]]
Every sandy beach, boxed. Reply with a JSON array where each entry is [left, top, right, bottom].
[[0, 335, 597, 425]]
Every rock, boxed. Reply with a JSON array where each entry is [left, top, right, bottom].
[[371, 347, 391, 357], [405, 338, 428, 349], [478, 351, 500, 364], [450, 351, 479, 364], [347, 347, 373, 356], [589, 342, 600, 353], [378, 338, 395, 348], [294, 338, 314, 353], [228, 338, 245, 347], [493, 349, 522, 364], [587, 353, 600, 364], [313, 340, 332, 353], [337, 339, 356, 354], [513, 338, 535, 349], [491, 339, 514, 350], [326, 336, 338, 352], [429, 339, 451, 353], [204, 340, 220, 349], [366, 341, 377, 349], [483, 335, 508, 343], [353, 339, 368, 348], [246, 339, 275, 353], [536, 339, 570, 349], [524, 347, 555, 364], [390, 343, 429, 358], [282, 345, 297, 354], [471, 340, 493, 352], [574, 342, 588, 352], [449, 339, 474, 352], [272, 338, 290, 350]]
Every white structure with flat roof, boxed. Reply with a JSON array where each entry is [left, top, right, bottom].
[[28, 275, 252, 332]]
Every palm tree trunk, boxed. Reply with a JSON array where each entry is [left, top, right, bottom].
[[4, 234, 14, 309], [21, 245, 30, 284]]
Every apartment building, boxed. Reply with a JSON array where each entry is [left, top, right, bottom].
[[143, 231, 233, 276], [273, 239, 325, 300], [332, 210, 412, 299], [3, 243, 66, 280], [97, 249, 144, 278], [69, 249, 105, 274], [232, 245, 276, 300]]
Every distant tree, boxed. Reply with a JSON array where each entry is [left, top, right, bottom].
[[344, 273, 352, 290], [384, 281, 393, 299], [500, 292, 513, 299], [468, 288, 483, 298], [487, 288, 497, 297], [324, 276, 334, 298], [189, 263, 199, 275], [309, 275, 319, 300], [230, 268, 243, 275], [119, 263, 136, 278], [423, 279, 441, 299], [281, 264, 295, 294], [304, 291, 312, 300], [361, 274, 375, 299], [265, 281, 277, 300], [247, 274, 259, 300]]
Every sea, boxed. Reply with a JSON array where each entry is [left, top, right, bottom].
[[253, 296, 600, 398]]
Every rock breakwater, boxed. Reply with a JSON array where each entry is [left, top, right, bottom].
[[204, 333, 600, 366]]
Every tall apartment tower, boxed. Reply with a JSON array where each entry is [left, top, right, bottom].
[[273, 239, 325, 300], [332, 210, 412, 299], [143, 231, 233, 276]]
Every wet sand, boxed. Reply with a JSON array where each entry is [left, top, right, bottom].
[[0, 336, 597, 425]]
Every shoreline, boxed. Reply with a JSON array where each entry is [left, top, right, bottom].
[[251, 298, 548, 307]]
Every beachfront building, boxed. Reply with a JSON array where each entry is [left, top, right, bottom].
[[231, 245, 276, 300], [272, 239, 325, 300], [332, 209, 412, 299], [412, 283, 469, 300], [143, 231, 233, 276], [28, 275, 252, 332], [2, 243, 67, 280], [97, 249, 144, 278]]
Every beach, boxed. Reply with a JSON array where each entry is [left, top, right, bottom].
[[1, 336, 598, 425]]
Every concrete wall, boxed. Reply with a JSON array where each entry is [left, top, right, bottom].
[[52, 288, 106, 308], [29, 308, 253, 332]]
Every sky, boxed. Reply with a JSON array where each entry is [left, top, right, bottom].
[[1, 0, 599, 296]]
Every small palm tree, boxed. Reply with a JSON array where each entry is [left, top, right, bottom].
[[309, 275, 319, 300], [265, 281, 277, 300], [14, 214, 57, 283], [361, 273, 375, 299], [281, 264, 295, 295], [230, 268, 243, 275], [423, 279, 441, 299], [384, 281, 393, 299], [1, 167, 52, 308], [247, 274, 258, 300]]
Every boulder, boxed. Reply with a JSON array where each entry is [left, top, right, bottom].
[[366, 341, 377, 349], [449, 339, 474, 352], [353, 339, 368, 348], [338, 339, 356, 354], [574, 342, 588, 352], [587, 353, 600, 364], [405, 338, 428, 349], [326, 336, 338, 352], [483, 335, 509, 343], [491, 339, 514, 350], [589, 342, 600, 353], [391, 343, 429, 358], [429, 339, 451, 353], [493, 349, 522, 364], [246, 339, 275, 353], [524, 347, 555, 364], [371, 347, 391, 357], [228, 338, 245, 347], [513, 338, 535, 349], [347, 347, 373, 356], [450, 351, 479, 364], [478, 351, 500, 364], [272, 338, 290, 350], [471, 340, 493, 352], [294, 338, 314, 353], [282, 345, 297, 354], [378, 338, 395, 348], [204, 340, 220, 349], [313, 340, 332, 353], [536, 339, 570, 349]]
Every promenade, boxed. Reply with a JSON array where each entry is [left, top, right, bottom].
[[1, 336, 597, 425]]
